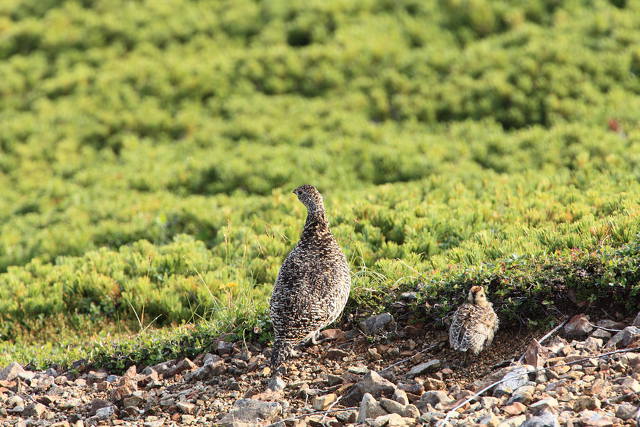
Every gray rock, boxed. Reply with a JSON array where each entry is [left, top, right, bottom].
[[93, 406, 115, 420], [106, 374, 119, 383], [357, 370, 396, 397], [499, 415, 527, 427], [417, 391, 453, 411], [529, 398, 559, 414], [0, 362, 27, 381], [606, 326, 640, 349], [368, 413, 415, 427], [143, 360, 175, 376], [267, 375, 286, 391], [380, 397, 405, 415], [402, 404, 420, 418], [494, 366, 531, 397], [591, 329, 612, 340], [615, 403, 637, 420], [357, 393, 388, 423], [215, 340, 234, 355], [6, 395, 25, 408], [185, 359, 226, 382], [122, 392, 145, 408], [633, 312, 640, 327], [520, 411, 560, 427], [311, 394, 337, 411], [88, 399, 112, 416], [22, 403, 47, 419], [563, 314, 593, 338], [392, 388, 409, 405], [219, 399, 281, 426], [177, 401, 196, 414], [507, 385, 535, 405], [360, 313, 395, 335], [406, 360, 441, 377]]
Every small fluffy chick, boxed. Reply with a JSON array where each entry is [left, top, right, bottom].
[[449, 286, 499, 363]]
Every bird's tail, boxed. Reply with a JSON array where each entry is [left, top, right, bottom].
[[270, 338, 292, 375]]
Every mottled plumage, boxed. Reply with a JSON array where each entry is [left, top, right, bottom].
[[449, 286, 499, 358], [269, 185, 351, 375]]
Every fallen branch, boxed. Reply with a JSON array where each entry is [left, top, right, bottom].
[[437, 346, 640, 427], [264, 406, 358, 427], [517, 317, 569, 364]]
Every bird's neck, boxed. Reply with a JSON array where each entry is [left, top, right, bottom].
[[302, 208, 329, 238]]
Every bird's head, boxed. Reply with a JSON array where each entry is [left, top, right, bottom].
[[467, 285, 489, 306], [293, 184, 324, 212]]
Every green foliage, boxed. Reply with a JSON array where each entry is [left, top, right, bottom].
[[1, 0, 640, 368]]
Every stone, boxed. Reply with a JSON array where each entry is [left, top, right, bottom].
[[573, 396, 601, 411], [164, 358, 197, 377], [591, 329, 612, 340], [606, 326, 640, 348], [360, 313, 395, 335], [417, 391, 453, 411], [88, 399, 112, 416], [502, 402, 526, 415], [312, 393, 337, 410], [615, 403, 637, 420], [0, 362, 26, 381], [478, 414, 501, 426], [219, 399, 281, 426], [348, 366, 370, 375], [93, 405, 115, 420], [320, 328, 346, 341], [267, 375, 286, 391], [6, 395, 25, 408], [529, 398, 559, 414], [215, 340, 234, 355], [357, 393, 388, 423], [380, 397, 405, 415], [357, 370, 396, 397], [406, 360, 441, 377], [564, 314, 593, 338], [403, 404, 420, 418], [177, 401, 196, 414], [633, 312, 640, 327], [578, 410, 615, 427], [185, 359, 226, 382], [480, 396, 500, 410], [326, 374, 343, 386], [392, 388, 409, 405], [122, 392, 145, 408], [423, 377, 446, 390], [326, 349, 350, 360], [369, 413, 415, 427], [520, 411, 560, 427], [508, 385, 535, 404], [22, 403, 47, 419], [493, 366, 531, 397], [497, 415, 527, 427], [144, 360, 175, 377]]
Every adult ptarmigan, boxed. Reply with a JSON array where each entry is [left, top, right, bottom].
[[449, 285, 499, 365], [269, 185, 351, 377]]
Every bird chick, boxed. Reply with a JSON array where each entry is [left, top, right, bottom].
[[269, 185, 351, 379], [449, 285, 499, 366]]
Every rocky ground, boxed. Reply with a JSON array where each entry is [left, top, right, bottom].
[[1, 311, 640, 427]]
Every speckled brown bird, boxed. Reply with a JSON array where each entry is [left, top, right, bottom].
[[449, 286, 499, 365], [269, 185, 351, 376]]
